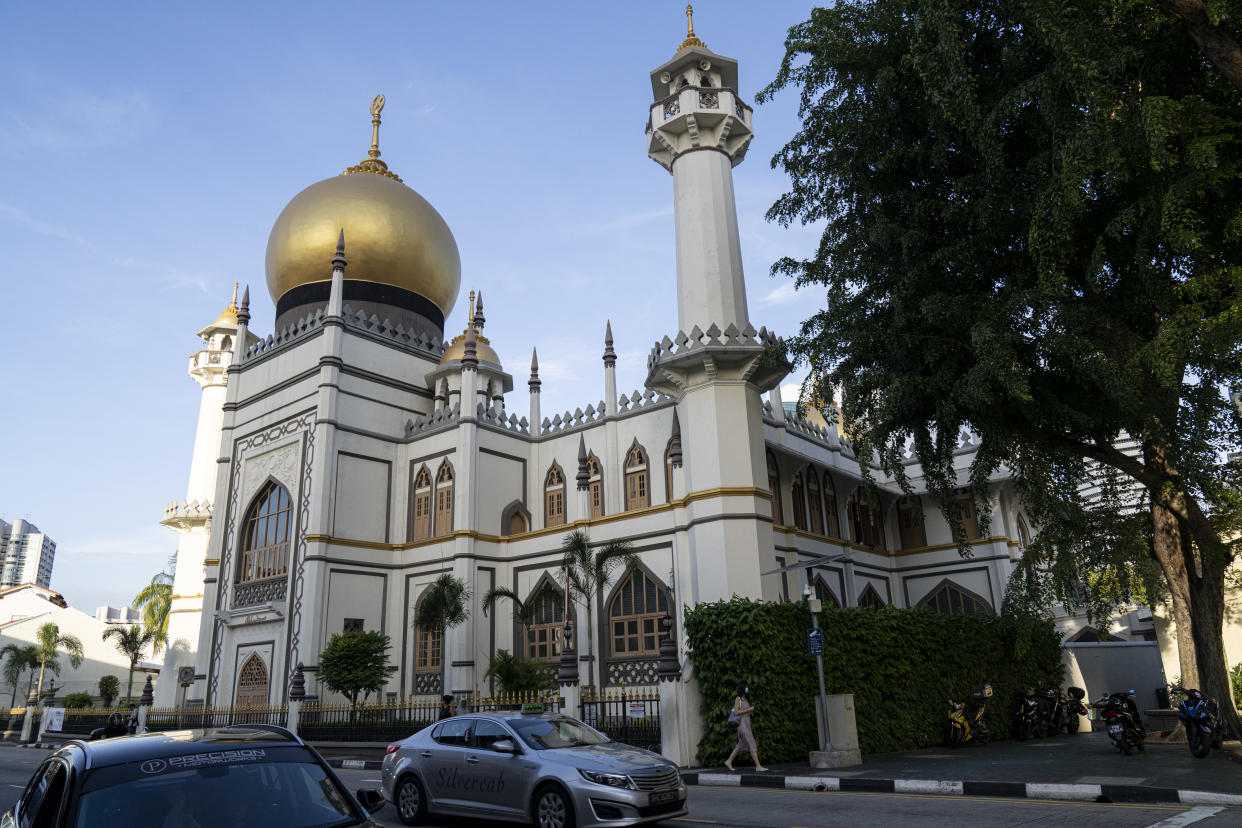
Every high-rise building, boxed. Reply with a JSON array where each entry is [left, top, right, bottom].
[[0, 519, 56, 589]]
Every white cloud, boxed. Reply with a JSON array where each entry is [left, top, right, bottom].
[[1, 90, 155, 153], [0, 202, 97, 251], [758, 281, 799, 308]]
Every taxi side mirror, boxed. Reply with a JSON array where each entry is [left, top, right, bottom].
[[490, 738, 519, 754], [355, 789, 386, 814]]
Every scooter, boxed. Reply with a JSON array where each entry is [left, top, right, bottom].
[[1172, 686, 1223, 758], [1034, 687, 1065, 737], [1095, 690, 1146, 755], [947, 683, 992, 747], [1012, 688, 1040, 741], [1063, 686, 1088, 735]]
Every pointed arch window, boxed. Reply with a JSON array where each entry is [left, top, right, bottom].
[[624, 443, 649, 510], [664, 441, 675, 504], [813, 577, 840, 608], [414, 591, 443, 675], [545, 464, 566, 527], [857, 583, 887, 609], [897, 496, 927, 550], [919, 580, 993, 616], [412, 465, 432, 540], [238, 480, 292, 584], [823, 471, 839, 537], [791, 473, 807, 530], [527, 583, 567, 662], [767, 451, 783, 524], [434, 462, 454, 537], [610, 570, 670, 657], [586, 455, 604, 519], [235, 652, 269, 707], [1016, 514, 1031, 553], [807, 468, 825, 535], [849, 491, 886, 551], [220, 335, 232, 352], [956, 492, 980, 540]]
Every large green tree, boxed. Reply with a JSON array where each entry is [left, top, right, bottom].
[[560, 531, 640, 690], [760, 1, 1242, 732], [133, 554, 175, 654], [102, 625, 155, 703], [0, 644, 38, 708], [318, 630, 399, 709], [35, 623, 83, 705]]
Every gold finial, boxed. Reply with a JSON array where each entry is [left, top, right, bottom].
[[227, 282, 238, 313], [342, 93, 403, 182], [468, 290, 476, 325], [678, 4, 707, 51]]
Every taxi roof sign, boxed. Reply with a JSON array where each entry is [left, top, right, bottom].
[[521, 703, 545, 714]]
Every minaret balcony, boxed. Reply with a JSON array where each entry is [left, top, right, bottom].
[[647, 86, 753, 170]]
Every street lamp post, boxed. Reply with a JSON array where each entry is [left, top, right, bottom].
[[803, 583, 829, 752]]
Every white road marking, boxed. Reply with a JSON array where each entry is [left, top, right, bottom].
[[361, 778, 380, 783], [8, 785, 23, 789], [1143, 806, 1224, 828]]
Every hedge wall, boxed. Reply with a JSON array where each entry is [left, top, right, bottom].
[[684, 598, 1064, 765]]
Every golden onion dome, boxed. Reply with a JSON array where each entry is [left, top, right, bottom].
[[264, 96, 460, 318], [439, 328, 501, 365]]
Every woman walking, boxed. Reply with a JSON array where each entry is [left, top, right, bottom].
[[724, 682, 768, 772]]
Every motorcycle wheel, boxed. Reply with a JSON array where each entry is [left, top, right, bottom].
[[1188, 725, 1210, 758], [1118, 737, 1132, 756], [947, 725, 963, 749], [1212, 728, 1223, 750], [1065, 714, 1079, 735]]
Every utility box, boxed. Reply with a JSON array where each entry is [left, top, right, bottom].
[[810, 693, 861, 768]]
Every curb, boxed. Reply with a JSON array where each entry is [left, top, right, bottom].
[[680, 772, 1242, 807], [326, 758, 383, 770]]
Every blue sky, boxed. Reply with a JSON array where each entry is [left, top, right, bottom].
[[1, 1, 821, 612]]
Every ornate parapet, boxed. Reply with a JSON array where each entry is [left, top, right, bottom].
[[645, 322, 789, 396], [160, 499, 213, 531], [231, 576, 288, 609]]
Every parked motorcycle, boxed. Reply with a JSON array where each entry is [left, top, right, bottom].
[[1012, 688, 1040, 741], [1172, 686, 1224, 758], [1095, 690, 1146, 755], [1034, 687, 1065, 737], [1063, 686, 1088, 735], [947, 682, 992, 748]]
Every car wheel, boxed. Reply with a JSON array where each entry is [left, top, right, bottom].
[[533, 784, 575, 828], [395, 775, 427, 825]]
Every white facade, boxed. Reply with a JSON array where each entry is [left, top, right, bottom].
[[0, 519, 55, 590], [94, 606, 141, 625], [157, 30, 1037, 723]]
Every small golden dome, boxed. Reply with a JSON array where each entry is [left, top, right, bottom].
[[440, 328, 501, 366], [208, 283, 239, 327]]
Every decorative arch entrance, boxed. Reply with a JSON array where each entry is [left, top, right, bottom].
[[235, 653, 270, 707]]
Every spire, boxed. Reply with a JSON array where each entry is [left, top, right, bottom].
[[238, 285, 251, 327], [342, 94, 403, 182], [576, 435, 590, 491], [529, 347, 541, 392], [474, 291, 486, 330], [677, 4, 707, 52], [331, 229, 347, 272], [328, 229, 346, 317], [603, 320, 616, 366], [462, 325, 479, 369], [668, 409, 683, 468], [468, 290, 476, 326]]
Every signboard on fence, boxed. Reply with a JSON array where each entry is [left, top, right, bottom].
[[43, 708, 65, 732], [628, 701, 646, 719]]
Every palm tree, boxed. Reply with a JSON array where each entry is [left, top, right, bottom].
[[0, 644, 38, 708], [133, 554, 176, 654], [412, 574, 471, 640], [35, 623, 83, 706], [560, 530, 640, 689], [102, 625, 156, 703], [481, 582, 556, 658]]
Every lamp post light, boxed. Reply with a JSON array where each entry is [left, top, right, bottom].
[[803, 583, 829, 752]]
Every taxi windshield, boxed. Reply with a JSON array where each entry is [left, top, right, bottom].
[[72, 749, 357, 828], [508, 716, 610, 750]]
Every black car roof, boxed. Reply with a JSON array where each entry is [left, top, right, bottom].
[[62, 725, 305, 769]]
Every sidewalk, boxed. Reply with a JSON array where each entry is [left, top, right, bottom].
[[682, 732, 1242, 806]]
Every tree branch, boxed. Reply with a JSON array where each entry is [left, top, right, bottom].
[[1158, 0, 1242, 92]]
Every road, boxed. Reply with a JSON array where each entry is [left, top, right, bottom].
[[0, 747, 1239, 827]]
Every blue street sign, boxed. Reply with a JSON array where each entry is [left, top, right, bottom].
[[807, 627, 824, 655]]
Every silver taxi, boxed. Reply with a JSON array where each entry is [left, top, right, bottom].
[[379, 711, 687, 827]]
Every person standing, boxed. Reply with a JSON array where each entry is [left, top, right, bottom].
[[438, 694, 457, 720], [724, 682, 767, 772]]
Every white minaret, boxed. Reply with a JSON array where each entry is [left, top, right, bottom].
[[153, 286, 256, 706], [647, 5, 753, 334]]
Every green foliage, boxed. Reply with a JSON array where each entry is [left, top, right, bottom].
[[102, 624, 155, 702], [561, 531, 640, 688], [484, 649, 557, 695], [1, 644, 38, 707], [133, 554, 176, 655], [1231, 662, 1242, 709], [413, 574, 471, 634], [62, 692, 92, 709], [318, 630, 399, 708], [98, 675, 120, 707], [685, 597, 1063, 764]]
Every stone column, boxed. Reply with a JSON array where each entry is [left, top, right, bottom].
[[287, 662, 305, 736], [137, 676, 154, 733], [557, 620, 581, 720]]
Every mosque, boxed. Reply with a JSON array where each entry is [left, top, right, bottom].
[[154, 12, 1036, 713]]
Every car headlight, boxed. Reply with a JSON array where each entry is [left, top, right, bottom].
[[579, 769, 636, 790]]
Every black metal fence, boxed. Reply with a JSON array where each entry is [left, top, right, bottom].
[[56, 708, 130, 735], [145, 704, 288, 733], [297, 691, 564, 743], [580, 687, 661, 751]]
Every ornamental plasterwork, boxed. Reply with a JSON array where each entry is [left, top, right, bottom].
[[240, 441, 300, 508], [607, 659, 658, 688]]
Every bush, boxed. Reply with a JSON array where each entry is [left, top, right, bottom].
[[684, 597, 1064, 765], [485, 649, 557, 694], [98, 675, 119, 707], [1231, 662, 1242, 710], [62, 693, 93, 709]]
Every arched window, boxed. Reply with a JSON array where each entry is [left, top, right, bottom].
[[624, 443, 649, 510], [807, 469, 825, 535], [813, 577, 840, 608], [767, 451, 783, 524], [956, 492, 980, 540], [791, 473, 807, 530], [238, 481, 292, 584], [1016, 514, 1031, 553], [897, 496, 926, 550], [823, 472, 839, 537], [919, 580, 993, 616], [586, 455, 604, 519], [848, 491, 885, 551], [857, 583, 887, 609], [527, 583, 566, 662], [664, 441, 675, 504], [508, 512, 528, 534], [545, 464, 566, 527], [414, 590, 443, 676], [411, 466, 432, 540], [220, 335, 232, 352], [610, 570, 670, 657], [434, 462, 454, 537], [235, 653, 269, 707]]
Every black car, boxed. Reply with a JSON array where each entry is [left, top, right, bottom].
[[1, 724, 386, 828]]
